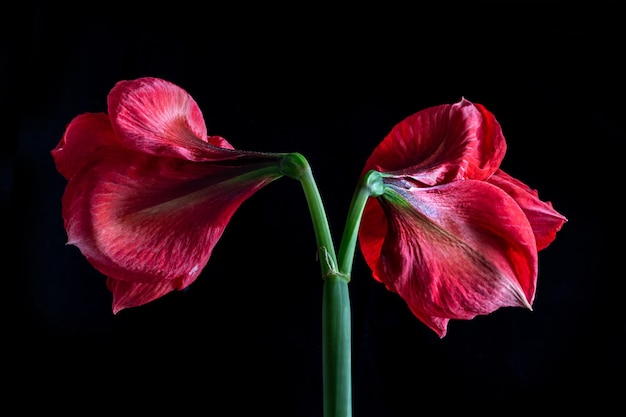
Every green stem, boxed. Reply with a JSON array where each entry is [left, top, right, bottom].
[[280, 153, 349, 417], [322, 275, 351, 417], [337, 170, 384, 277], [280, 153, 338, 276], [280, 156, 384, 417]]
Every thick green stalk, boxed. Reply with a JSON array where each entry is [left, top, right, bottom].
[[319, 170, 383, 417], [322, 275, 351, 417], [280, 156, 385, 417], [280, 153, 350, 417]]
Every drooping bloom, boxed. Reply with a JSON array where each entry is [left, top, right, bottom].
[[52, 77, 286, 313], [358, 98, 567, 338]]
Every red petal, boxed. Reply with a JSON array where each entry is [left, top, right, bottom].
[[363, 98, 506, 186], [54, 77, 285, 313], [359, 198, 387, 281], [359, 180, 537, 338], [51, 113, 117, 180], [488, 170, 567, 250], [465, 101, 507, 179], [106, 278, 179, 314], [108, 77, 237, 161]]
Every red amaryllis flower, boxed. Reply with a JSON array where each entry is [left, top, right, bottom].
[[358, 98, 567, 338], [52, 77, 285, 313]]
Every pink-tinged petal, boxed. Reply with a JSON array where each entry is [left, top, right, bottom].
[[359, 180, 537, 338], [488, 169, 567, 250], [108, 77, 236, 161], [106, 278, 180, 314], [51, 113, 118, 180], [362, 98, 506, 186]]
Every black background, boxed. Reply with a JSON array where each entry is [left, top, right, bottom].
[[4, 3, 623, 415]]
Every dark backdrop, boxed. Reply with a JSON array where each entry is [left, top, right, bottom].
[[4, 3, 622, 415]]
